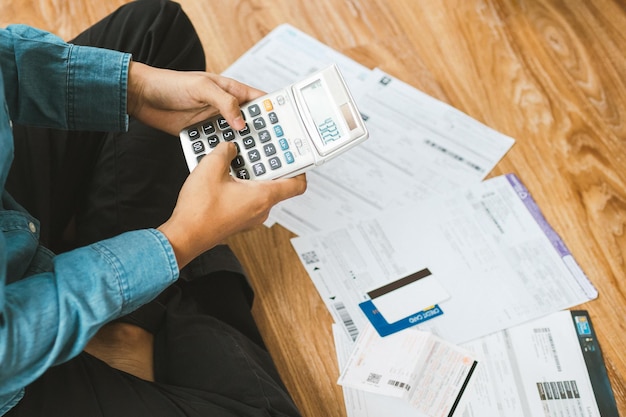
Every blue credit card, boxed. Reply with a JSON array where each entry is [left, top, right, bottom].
[[359, 301, 444, 337]]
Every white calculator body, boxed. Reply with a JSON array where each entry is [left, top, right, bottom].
[[179, 64, 369, 180]]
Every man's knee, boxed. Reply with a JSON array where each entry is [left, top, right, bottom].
[[118, 0, 205, 70], [124, 0, 183, 24]]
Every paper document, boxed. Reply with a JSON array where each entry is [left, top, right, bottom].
[[334, 311, 616, 417], [333, 324, 423, 417], [222, 24, 515, 235], [338, 324, 477, 417], [292, 174, 597, 343], [459, 310, 615, 417]]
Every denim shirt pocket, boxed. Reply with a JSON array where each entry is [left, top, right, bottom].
[[0, 210, 43, 284]]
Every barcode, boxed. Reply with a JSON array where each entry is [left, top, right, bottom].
[[367, 373, 382, 384], [424, 139, 484, 172], [388, 379, 411, 391], [301, 251, 319, 264], [333, 301, 359, 341], [536, 380, 580, 401]]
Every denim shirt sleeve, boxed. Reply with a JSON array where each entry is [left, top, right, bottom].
[[0, 25, 179, 414], [0, 229, 179, 399], [0, 24, 130, 131]]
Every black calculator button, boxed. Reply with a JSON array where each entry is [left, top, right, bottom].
[[231, 155, 245, 169], [252, 163, 266, 177], [268, 112, 279, 124], [238, 123, 251, 136], [248, 104, 261, 117], [223, 129, 235, 141], [258, 130, 271, 143], [197, 154, 206, 163], [188, 128, 200, 138], [253, 117, 266, 130], [234, 142, 240, 153], [188, 128, 200, 140], [263, 143, 277, 156], [268, 157, 282, 170], [235, 168, 250, 180], [202, 123, 215, 135], [242, 136, 256, 149], [248, 149, 261, 162], [217, 117, 229, 130], [192, 141, 205, 154], [207, 135, 219, 148]]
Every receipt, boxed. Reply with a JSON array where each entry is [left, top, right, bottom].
[[338, 324, 477, 417]]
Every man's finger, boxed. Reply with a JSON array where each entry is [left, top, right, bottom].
[[195, 78, 244, 130], [208, 76, 265, 129], [267, 174, 308, 203], [199, 142, 237, 176]]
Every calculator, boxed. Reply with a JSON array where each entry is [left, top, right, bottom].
[[179, 64, 369, 180]]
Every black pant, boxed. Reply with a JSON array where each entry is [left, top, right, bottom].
[[7, 0, 205, 252], [5, 1, 301, 416]]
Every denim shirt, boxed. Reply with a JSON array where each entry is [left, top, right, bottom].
[[0, 25, 179, 414]]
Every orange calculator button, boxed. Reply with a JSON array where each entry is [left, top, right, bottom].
[[263, 99, 273, 111]]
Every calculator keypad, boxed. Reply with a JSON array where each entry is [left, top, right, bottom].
[[180, 92, 311, 180]]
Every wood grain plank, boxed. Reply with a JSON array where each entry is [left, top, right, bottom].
[[1, 0, 624, 415]]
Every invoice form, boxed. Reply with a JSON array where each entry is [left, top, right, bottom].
[[292, 174, 597, 343]]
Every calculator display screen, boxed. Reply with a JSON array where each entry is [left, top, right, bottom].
[[300, 79, 350, 147]]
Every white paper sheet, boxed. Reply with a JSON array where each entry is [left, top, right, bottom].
[[458, 310, 603, 417], [338, 324, 477, 417], [221, 24, 515, 235], [334, 311, 605, 417], [292, 174, 597, 343]]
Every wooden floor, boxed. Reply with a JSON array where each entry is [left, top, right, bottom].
[[2, 0, 625, 416]]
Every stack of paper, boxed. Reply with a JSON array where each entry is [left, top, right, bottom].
[[222, 24, 615, 417]]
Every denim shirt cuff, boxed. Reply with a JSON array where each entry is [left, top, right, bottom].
[[89, 229, 179, 315], [66, 45, 131, 132]]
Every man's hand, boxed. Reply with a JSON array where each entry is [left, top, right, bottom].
[[127, 61, 263, 134], [157, 142, 307, 268], [128, 61, 305, 268]]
